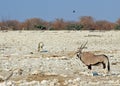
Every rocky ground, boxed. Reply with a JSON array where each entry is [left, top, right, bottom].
[[0, 30, 120, 86]]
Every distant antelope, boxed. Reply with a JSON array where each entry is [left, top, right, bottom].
[[76, 42, 110, 72], [38, 42, 44, 52]]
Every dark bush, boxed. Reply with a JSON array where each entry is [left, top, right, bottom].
[[67, 24, 83, 30], [115, 25, 120, 30], [34, 25, 46, 30]]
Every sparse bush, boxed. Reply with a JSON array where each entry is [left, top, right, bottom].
[[0, 16, 120, 30], [115, 25, 120, 30], [34, 25, 46, 30], [67, 24, 83, 30]]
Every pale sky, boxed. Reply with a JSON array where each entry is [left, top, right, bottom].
[[0, 0, 120, 22]]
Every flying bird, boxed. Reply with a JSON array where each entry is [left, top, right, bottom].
[[73, 10, 76, 13]]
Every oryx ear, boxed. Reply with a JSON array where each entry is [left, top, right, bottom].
[[76, 47, 81, 53]]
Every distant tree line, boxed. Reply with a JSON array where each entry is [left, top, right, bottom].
[[0, 16, 120, 30]]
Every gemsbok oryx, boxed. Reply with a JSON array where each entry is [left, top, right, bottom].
[[76, 42, 110, 72]]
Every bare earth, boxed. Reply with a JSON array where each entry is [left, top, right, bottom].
[[0, 30, 120, 86]]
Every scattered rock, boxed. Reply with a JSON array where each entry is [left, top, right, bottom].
[[92, 71, 99, 76], [0, 31, 120, 86], [19, 81, 40, 86], [0, 77, 4, 82], [31, 70, 41, 75]]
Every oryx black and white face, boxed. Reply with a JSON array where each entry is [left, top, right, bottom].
[[76, 48, 82, 60], [76, 52, 81, 59], [76, 41, 88, 59]]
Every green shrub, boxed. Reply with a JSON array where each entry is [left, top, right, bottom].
[[115, 25, 120, 30], [34, 25, 46, 30], [67, 24, 83, 30]]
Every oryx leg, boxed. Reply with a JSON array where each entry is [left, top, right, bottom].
[[87, 65, 93, 75], [102, 62, 106, 69], [87, 65, 92, 70], [102, 62, 108, 74]]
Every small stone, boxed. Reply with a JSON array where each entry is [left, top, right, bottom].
[[0, 77, 4, 82], [92, 72, 99, 76], [117, 75, 120, 77], [60, 74, 67, 77], [31, 70, 41, 75], [68, 79, 73, 83], [75, 78, 81, 81], [41, 80, 48, 85]]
